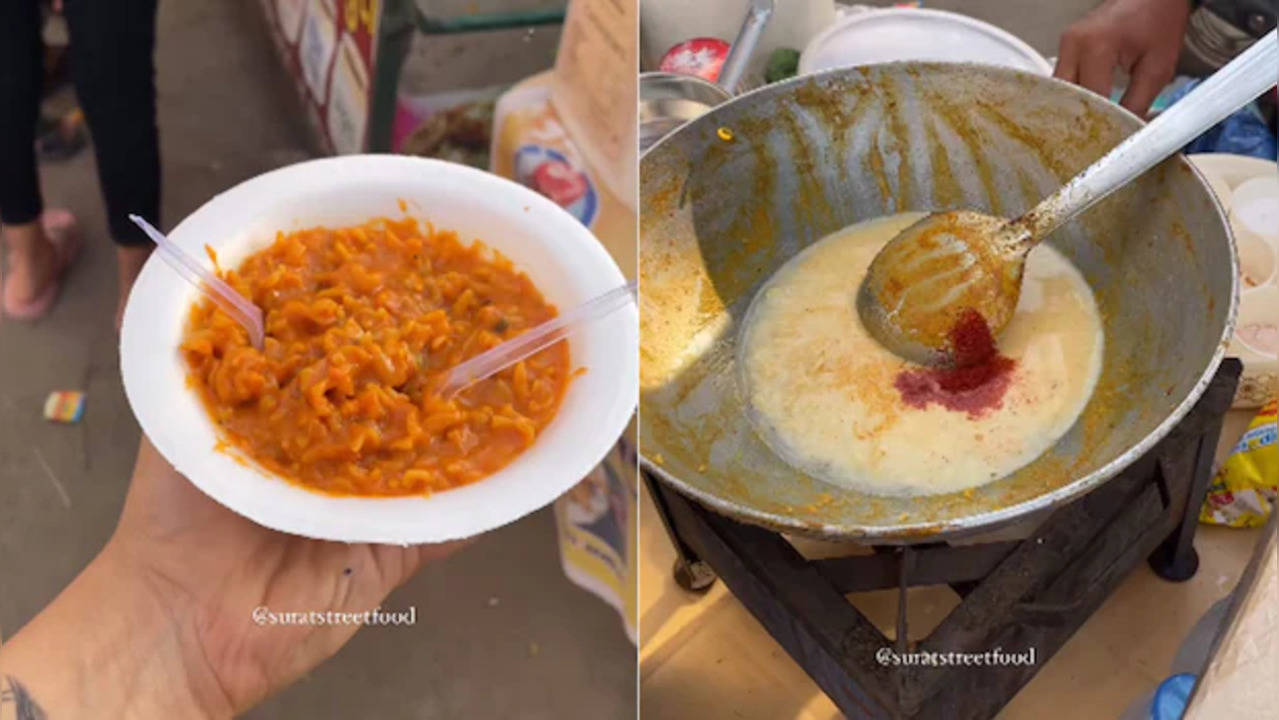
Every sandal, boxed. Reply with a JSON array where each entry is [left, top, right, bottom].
[[2, 208, 82, 320]]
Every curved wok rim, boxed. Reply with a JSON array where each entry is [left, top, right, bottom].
[[639, 60, 1239, 542]]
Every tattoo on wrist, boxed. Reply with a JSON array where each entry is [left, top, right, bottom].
[[0, 676, 47, 720]]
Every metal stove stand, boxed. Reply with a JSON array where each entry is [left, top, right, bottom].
[[645, 359, 1242, 719]]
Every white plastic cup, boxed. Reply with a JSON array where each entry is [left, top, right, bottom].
[[1231, 175, 1279, 241], [1234, 285, 1279, 361], [1237, 227, 1277, 291]]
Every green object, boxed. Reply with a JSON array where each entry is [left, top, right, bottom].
[[765, 48, 801, 84]]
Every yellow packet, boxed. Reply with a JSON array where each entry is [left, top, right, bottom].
[[1201, 400, 1278, 527]]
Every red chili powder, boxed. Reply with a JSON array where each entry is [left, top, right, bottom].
[[894, 309, 1016, 417]]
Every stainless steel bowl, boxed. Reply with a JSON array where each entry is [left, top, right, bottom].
[[639, 72, 732, 152], [639, 62, 1237, 543]]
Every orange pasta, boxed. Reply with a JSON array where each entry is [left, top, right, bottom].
[[181, 217, 570, 496]]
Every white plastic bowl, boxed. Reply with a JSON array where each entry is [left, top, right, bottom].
[[120, 155, 637, 544], [799, 8, 1053, 77]]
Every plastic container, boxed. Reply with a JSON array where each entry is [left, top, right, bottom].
[[1230, 177, 1279, 359], [1231, 176, 1279, 241], [798, 8, 1052, 77], [1188, 153, 1279, 408], [1232, 175, 1279, 292], [119, 155, 638, 544]]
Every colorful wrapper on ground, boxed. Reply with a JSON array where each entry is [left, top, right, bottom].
[[1202, 399, 1278, 527]]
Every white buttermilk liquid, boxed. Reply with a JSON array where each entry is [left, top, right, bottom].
[[739, 212, 1105, 496]]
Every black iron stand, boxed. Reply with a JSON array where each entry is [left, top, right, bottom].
[[645, 359, 1241, 720]]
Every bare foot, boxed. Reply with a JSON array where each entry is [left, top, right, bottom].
[[116, 244, 153, 331], [3, 214, 64, 311]]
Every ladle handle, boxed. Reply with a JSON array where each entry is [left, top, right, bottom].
[[717, 0, 774, 94], [1021, 29, 1278, 242]]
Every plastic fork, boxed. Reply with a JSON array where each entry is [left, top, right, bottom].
[[129, 214, 266, 349], [438, 281, 637, 399]]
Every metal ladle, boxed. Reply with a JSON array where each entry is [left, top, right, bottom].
[[858, 29, 1279, 366]]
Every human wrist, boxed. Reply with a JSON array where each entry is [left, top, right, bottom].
[[0, 543, 229, 719]]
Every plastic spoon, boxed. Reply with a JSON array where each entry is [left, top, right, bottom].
[[857, 29, 1279, 366], [129, 215, 266, 349], [438, 281, 637, 399]]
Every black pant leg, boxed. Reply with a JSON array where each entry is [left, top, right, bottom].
[[0, 0, 45, 227], [63, 0, 160, 246]]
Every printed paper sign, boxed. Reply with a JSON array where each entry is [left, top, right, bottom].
[[298, 0, 338, 104], [327, 33, 370, 154]]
